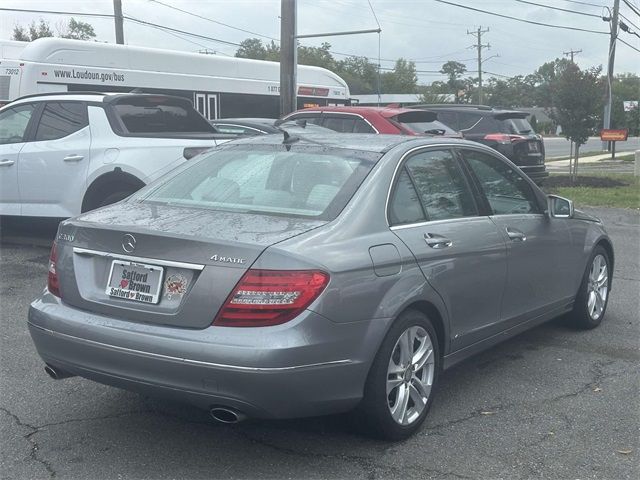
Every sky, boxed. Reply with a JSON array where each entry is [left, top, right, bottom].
[[1, 0, 638, 85]]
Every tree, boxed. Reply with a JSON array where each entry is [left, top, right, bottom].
[[12, 19, 54, 41], [611, 73, 640, 136], [549, 63, 603, 182], [381, 58, 418, 93], [297, 42, 335, 69], [235, 38, 268, 60], [59, 18, 96, 41], [440, 61, 467, 103], [335, 56, 379, 94], [12, 18, 95, 42]]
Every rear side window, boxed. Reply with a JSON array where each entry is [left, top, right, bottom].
[[34, 102, 87, 141], [463, 149, 540, 215], [0, 103, 36, 144], [111, 97, 214, 134], [434, 111, 458, 130], [389, 168, 426, 225], [142, 145, 378, 220], [354, 118, 375, 133], [405, 149, 478, 221], [322, 116, 356, 132], [457, 112, 483, 131]]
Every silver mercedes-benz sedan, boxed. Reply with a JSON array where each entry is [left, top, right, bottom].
[[29, 133, 613, 440]]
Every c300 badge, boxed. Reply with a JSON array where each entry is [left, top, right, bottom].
[[164, 273, 188, 299]]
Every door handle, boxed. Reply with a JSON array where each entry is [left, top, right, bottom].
[[506, 227, 527, 242], [63, 154, 84, 162], [424, 233, 453, 249], [0, 159, 15, 166]]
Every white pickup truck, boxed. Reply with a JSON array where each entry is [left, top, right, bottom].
[[0, 92, 232, 217]]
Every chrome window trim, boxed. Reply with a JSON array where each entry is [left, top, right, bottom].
[[213, 123, 267, 134], [29, 323, 352, 372], [73, 247, 205, 271], [389, 215, 489, 231]]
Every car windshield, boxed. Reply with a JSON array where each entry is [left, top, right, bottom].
[[400, 120, 457, 135], [140, 144, 378, 220]]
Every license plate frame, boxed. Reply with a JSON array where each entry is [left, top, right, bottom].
[[106, 260, 164, 304]]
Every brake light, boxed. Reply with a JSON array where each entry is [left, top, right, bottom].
[[483, 133, 527, 143], [214, 269, 330, 327], [48, 242, 61, 298]]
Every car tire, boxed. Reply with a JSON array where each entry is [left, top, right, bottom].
[[568, 245, 611, 330], [357, 309, 440, 441]]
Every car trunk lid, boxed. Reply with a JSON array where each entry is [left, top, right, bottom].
[[55, 202, 325, 329]]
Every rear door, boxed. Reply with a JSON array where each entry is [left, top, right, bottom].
[[18, 101, 91, 217], [0, 103, 37, 215], [460, 147, 573, 323], [388, 147, 507, 351]]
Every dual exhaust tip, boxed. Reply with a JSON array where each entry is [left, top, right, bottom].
[[44, 364, 246, 424]]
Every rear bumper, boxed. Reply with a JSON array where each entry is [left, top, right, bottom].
[[28, 293, 390, 419], [519, 165, 549, 183]]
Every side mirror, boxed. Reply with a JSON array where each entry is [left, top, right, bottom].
[[547, 194, 574, 219]]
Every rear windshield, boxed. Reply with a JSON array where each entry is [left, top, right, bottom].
[[111, 97, 214, 134], [498, 117, 534, 134], [400, 120, 458, 135], [141, 145, 379, 220]]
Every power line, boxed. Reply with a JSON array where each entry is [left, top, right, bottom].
[[514, 0, 602, 18], [560, 0, 606, 7], [618, 36, 640, 51], [433, 0, 609, 34], [622, 0, 640, 17], [620, 12, 640, 30], [123, 15, 241, 47], [148, 0, 279, 41], [0, 7, 114, 19]]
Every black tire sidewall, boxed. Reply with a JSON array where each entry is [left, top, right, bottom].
[[572, 245, 611, 329], [360, 309, 441, 441]]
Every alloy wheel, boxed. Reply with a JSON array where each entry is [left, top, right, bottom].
[[587, 254, 608, 320]]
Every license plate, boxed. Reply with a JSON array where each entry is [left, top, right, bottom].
[[106, 260, 164, 304], [528, 141, 540, 152]]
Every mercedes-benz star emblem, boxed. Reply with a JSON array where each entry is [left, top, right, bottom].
[[122, 234, 136, 253]]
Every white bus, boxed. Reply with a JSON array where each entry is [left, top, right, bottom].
[[0, 38, 350, 117]]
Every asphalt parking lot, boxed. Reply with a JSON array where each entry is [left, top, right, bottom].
[[1, 207, 638, 480]]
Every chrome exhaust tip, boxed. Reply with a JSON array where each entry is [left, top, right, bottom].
[[209, 407, 247, 424], [44, 364, 75, 380]]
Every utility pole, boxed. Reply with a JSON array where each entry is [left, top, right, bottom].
[[467, 26, 490, 104], [280, 0, 297, 116], [563, 48, 582, 63], [113, 0, 125, 44], [603, 0, 620, 149]]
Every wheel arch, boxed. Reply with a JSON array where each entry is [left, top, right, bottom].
[[595, 237, 614, 286], [81, 169, 145, 212], [402, 300, 448, 359]]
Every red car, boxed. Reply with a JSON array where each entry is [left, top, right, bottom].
[[281, 106, 461, 137]]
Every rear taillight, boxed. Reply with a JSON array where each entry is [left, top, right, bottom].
[[214, 269, 330, 327], [483, 133, 527, 143], [48, 242, 61, 298]]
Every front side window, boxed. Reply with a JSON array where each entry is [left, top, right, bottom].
[[35, 102, 87, 141], [0, 104, 36, 144], [463, 149, 541, 215], [141, 145, 378, 220], [404, 149, 478, 222]]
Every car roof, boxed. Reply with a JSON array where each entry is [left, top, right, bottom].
[[222, 132, 477, 154], [293, 105, 427, 119]]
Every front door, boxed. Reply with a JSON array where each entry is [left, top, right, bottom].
[[460, 148, 573, 323], [18, 101, 91, 217], [388, 148, 507, 351], [0, 103, 38, 215]]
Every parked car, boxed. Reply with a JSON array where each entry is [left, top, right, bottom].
[[0, 92, 232, 217], [281, 106, 461, 137], [210, 117, 335, 137], [411, 104, 548, 183], [29, 133, 613, 440]]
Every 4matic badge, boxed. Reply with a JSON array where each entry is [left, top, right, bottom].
[[210, 254, 246, 264]]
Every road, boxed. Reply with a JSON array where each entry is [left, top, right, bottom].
[[1, 208, 638, 480], [544, 136, 639, 158]]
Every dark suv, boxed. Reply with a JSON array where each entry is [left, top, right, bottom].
[[413, 105, 548, 183]]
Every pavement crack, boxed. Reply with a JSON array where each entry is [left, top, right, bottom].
[[0, 406, 56, 479]]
